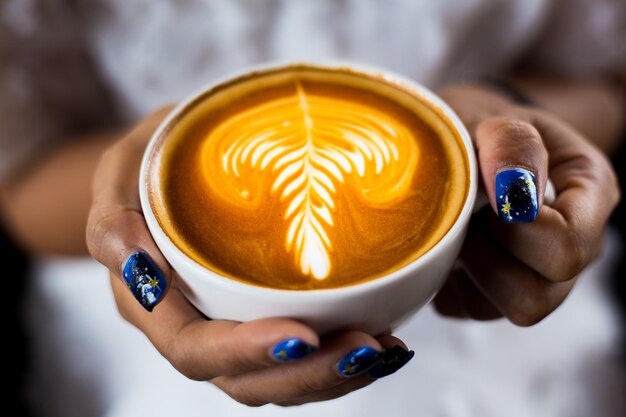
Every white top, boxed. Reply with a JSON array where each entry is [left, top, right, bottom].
[[1, 0, 625, 179], [3, 1, 626, 415]]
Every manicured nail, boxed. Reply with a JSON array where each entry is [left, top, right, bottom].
[[271, 338, 317, 362], [122, 251, 167, 312], [337, 346, 384, 377], [496, 168, 538, 223], [367, 345, 415, 379]]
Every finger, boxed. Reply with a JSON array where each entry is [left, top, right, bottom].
[[275, 335, 412, 407], [475, 118, 548, 222], [486, 112, 620, 282], [211, 331, 385, 406], [110, 273, 320, 379], [459, 216, 576, 327], [87, 108, 173, 311], [366, 334, 413, 379], [433, 267, 502, 321]]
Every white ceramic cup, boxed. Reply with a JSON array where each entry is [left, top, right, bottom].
[[140, 61, 512, 335]]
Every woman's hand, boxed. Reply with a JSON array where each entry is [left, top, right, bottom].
[[434, 85, 620, 325], [86, 108, 413, 407]]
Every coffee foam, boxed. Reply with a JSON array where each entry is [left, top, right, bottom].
[[149, 66, 469, 290], [202, 81, 419, 280]]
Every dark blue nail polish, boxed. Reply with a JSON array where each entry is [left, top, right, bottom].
[[271, 338, 317, 362], [337, 346, 384, 377], [367, 345, 415, 379], [122, 251, 167, 312], [496, 168, 538, 223]]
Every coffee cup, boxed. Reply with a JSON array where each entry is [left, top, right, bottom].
[[139, 61, 549, 335]]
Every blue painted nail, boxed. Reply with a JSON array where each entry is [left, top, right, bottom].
[[271, 338, 317, 362], [367, 345, 415, 379], [496, 168, 538, 223], [122, 252, 167, 312], [337, 346, 384, 377]]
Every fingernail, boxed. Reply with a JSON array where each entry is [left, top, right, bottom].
[[496, 168, 538, 223], [122, 251, 167, 312], [271, 338, 317, 362], [367, 345, 415, 379], [337, 346, 384, 377]]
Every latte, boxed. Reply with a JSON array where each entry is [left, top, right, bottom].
[[148, 66, 469, 290]]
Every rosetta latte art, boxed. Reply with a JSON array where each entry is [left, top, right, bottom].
[[202, 82, 419, 280]]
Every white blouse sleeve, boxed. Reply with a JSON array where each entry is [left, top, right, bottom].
[[528, 0, 626, 76], [0, 1, 115, 181]]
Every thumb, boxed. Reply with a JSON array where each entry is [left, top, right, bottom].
[[87, 109, 173, 311], [475, 118, 548, 223]]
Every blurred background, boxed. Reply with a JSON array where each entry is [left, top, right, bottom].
[[1, 1, 625, 416]]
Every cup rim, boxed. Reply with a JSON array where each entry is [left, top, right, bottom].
[[139, 59, 478, 300]]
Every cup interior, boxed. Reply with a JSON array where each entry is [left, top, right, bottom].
[[140, 61, 478, 298]]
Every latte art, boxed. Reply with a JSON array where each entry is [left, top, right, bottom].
[[152, 67, 469, 290], [202, 82, 419, 280]]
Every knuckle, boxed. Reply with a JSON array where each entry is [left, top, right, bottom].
[[576, 152, 620, 208], [572, 152, 598, 176], [218, 379, 267, 407], [284, 366, 327, 394], [543, 228, 593, 283], [87, 208, 140, 272], [573, 153, 609, 190], [300, 375, 327, 393], [85, 209, 115, 262], [506, 279, 553, 327], [599, 157, 621, 209], [559, 230, 591, 281], [229, 344, 250, 371], [165, 340, 205, 382], [227, 324, 268, 371]]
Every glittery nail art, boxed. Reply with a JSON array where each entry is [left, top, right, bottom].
[[367, 345, 415, 379], [337, 346, 384, 377], [122, 252, 167, 312], [271, 338, 317, 362], [496, 168, 538, 223]]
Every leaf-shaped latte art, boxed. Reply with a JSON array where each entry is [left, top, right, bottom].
[[202, 82, 419, 280]]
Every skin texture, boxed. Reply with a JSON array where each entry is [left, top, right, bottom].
[[0, 75, 623, 405], [434, 84, 621, 325]]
